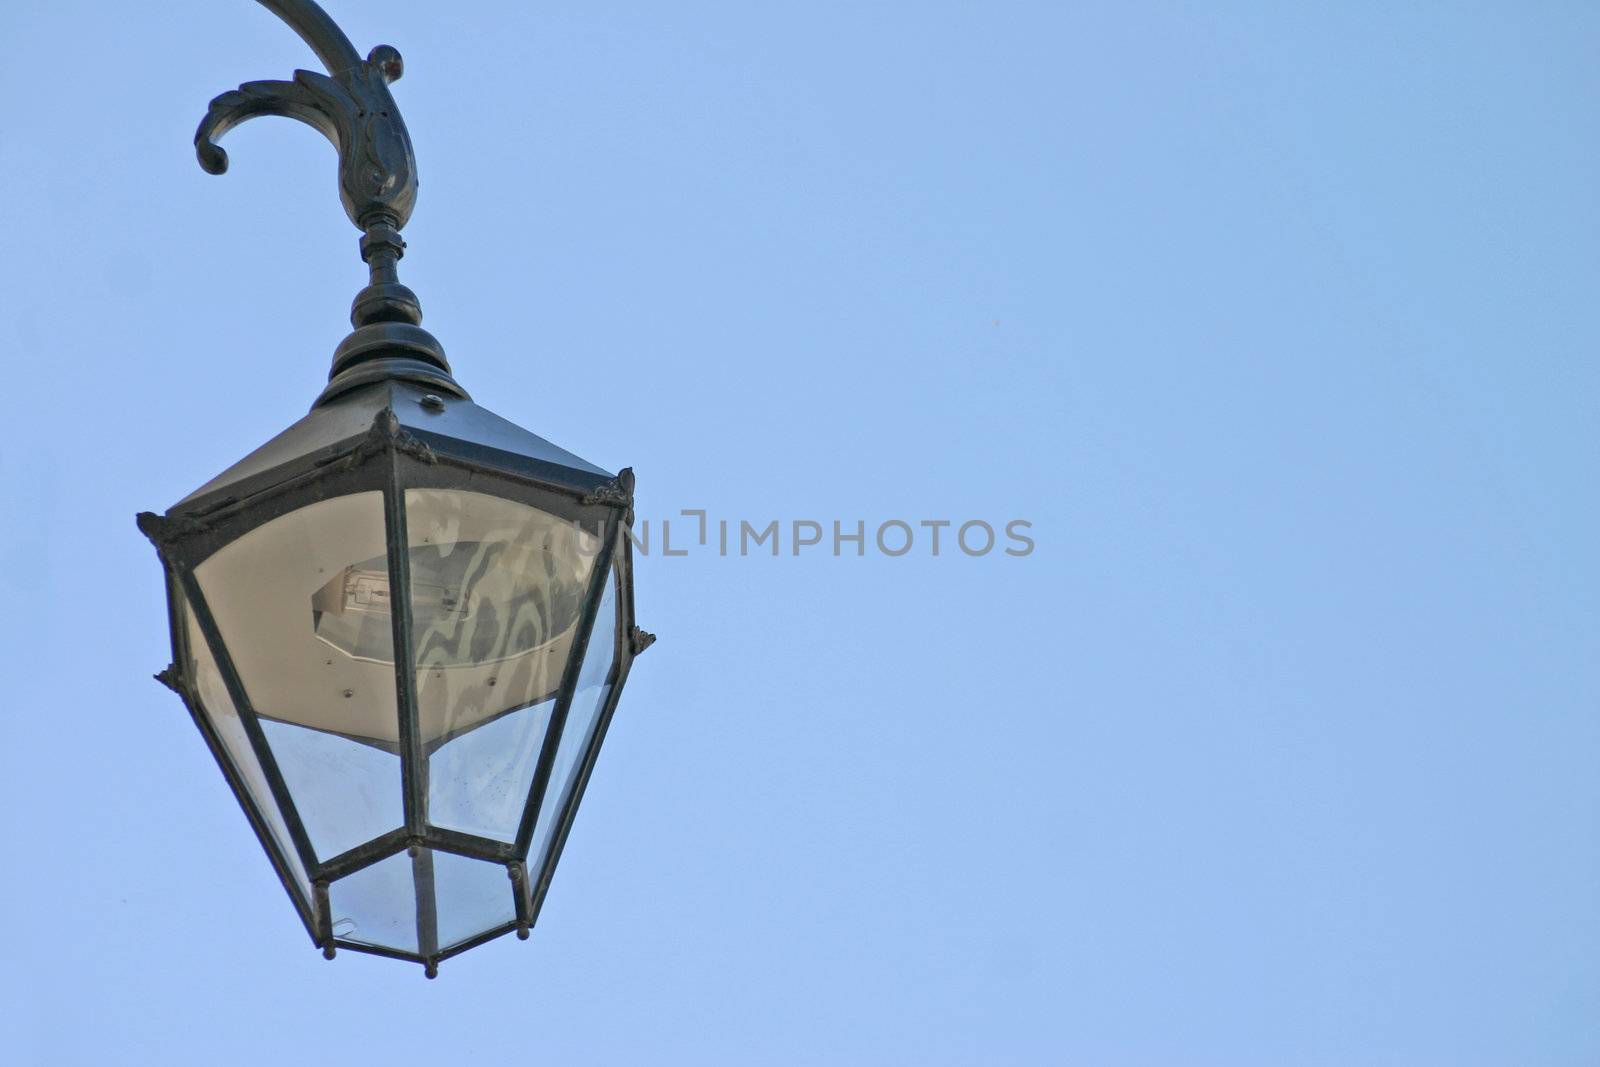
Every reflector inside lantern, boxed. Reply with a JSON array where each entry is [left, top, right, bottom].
[[196, 491, 598, 759], [310, 540, 584, 668]]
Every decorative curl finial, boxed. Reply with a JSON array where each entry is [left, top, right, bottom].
[[195, 0, 417, 229], [193, 1, 463, 407]]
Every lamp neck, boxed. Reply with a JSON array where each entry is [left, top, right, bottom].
[[356, 214, 415, 324], [313, 214, 466, 408]]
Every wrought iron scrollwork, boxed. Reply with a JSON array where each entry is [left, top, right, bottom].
[[341, 408, 438, 470], [196, 2, 415, 229], [582, 468, 637, 525], [629, 627, 657, 656], [194, 0, 463, 407]]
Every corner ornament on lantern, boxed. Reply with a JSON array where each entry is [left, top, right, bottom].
[[137, 0, 653, 978]]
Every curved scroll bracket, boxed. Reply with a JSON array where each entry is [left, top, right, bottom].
[[194, 1, 463, 408], [196, 41, 415, 229]]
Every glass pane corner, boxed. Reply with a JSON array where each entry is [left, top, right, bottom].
[[433, 851, 519, 951], [178, 591, 313, 904], [329, 851, 418, 954], [527, 555, 620, 877]]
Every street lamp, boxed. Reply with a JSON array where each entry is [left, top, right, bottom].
[[137, 0, 653, 977]]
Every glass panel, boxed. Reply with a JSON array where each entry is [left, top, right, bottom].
[[181, 595, 311, 900], [529, 563, 618, 876], [195, 492, 404, 861], [329, 851, 417, 954], [258, 720, 405, 860], [405, 489, 600, 840], [427, 701, 554, 841], [328, 848, 517, 956], [432, 851, 518, 950]]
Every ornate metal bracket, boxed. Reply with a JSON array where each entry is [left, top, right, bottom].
[[342, 408, 438, 470], [154, 664, 187, 696], [196, 0, 465, 408], [196, 45, 415, 229], [582, 468, 637, 525], [136, 509, 209, 551]]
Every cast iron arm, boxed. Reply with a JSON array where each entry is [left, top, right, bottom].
[[197, 0, 414, 229], [195, 0, 464, 407]]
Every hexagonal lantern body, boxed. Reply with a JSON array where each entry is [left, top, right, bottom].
[[140, 380, 647, 975]]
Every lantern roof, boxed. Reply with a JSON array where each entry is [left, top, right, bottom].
[[174, 380, 615, 517]]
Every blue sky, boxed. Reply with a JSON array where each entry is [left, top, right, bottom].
[[3, 1, 1599, 1063]]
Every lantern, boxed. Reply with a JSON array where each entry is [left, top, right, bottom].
[[137, 0, 653, 977]]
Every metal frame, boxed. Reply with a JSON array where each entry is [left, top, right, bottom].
[[528, 538, 644, 923], [142, 404, 645, 976], [161, 567, 321, 945], [514, 523, 622, 856]]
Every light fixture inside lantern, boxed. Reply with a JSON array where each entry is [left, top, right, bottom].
[[309, 541, 585, 668]]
